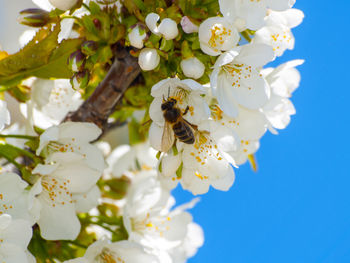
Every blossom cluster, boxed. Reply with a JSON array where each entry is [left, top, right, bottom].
[[0, 0, 303, 262]]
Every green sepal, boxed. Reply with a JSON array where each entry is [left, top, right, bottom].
[[160, 39, 174, 52], [176, 162, 183, 179], [181, 40, 193, 59], [25, 138, 40, 152], [172, 145, 178, 156]]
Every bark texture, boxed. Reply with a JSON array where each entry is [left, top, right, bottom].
[[64, 49, 141, 132]]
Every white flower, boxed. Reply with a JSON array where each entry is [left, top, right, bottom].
[[176, 123, 236, 195], [254, 9, 304, 57], [156, 119, 237, 195], [211, 105, 267, 165], [167, 222, 204, 263], [36, 122, 105, 173], [123, 170, 201, 253], [149, 78, 210, 152], [263, 94, 295, 132], [198, 17, 240, 56], [180, 16, 199, 34], [49, 0, 78, 10], [263, 59, 304, 98], [180, 57, 205, 80], [145, 13, 179, 40], [0, 100, 10, 132], [30, 78, 83, 128], [218, 0, 296, 31], [138, 48, 160, 71], [107, 142, 157, 178], [0, 172, 40, 225], [262, 59, 303, 132], [210, 43, 274, 117], [158, 19, 179, 40], [0, 214, 33, 263], [32, 151, 102, 240], [266, 0, 296, 11], [128, 25, 147, 49], [64, 240, 159, 263]]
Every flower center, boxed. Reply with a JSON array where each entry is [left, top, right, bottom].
[[208, 24, 232, 50], [41, 176, 73, 208], [188, 132, 224, 172], [131, 212, 171, 237], [99, 248, 125, 263], [211, 105, 224, 121]]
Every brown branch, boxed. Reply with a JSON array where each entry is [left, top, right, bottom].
[[64, 49, 141, 132]]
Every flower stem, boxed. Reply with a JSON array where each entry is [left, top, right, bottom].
[[0, 134, 37, 140], [0, 152, 22, 170]]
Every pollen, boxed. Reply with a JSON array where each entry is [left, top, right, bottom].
[[208, 24, 232, 50]]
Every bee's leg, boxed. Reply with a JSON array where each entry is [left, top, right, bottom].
[[183, 106, 190, 116]]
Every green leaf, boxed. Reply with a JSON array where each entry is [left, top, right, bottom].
[[0, 25, 83, 87], [133, 0, 146, 11], [33, 38, 84, 79], [0, 24, 61, 86]]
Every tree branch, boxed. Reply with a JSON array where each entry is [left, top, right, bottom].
[[64, 49, 141, 133]]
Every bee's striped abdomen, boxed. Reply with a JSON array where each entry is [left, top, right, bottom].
[[173, 121, 195, 144]]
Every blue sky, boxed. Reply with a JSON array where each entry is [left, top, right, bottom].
[[174, 1, 350, 262]]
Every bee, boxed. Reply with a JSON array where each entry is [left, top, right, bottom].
[[161, 97, 196, 153]]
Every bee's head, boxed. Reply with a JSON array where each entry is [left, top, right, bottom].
[[161, 98, 177, 111]]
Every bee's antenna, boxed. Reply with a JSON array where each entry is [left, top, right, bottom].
[[167, 86, 170, 99]]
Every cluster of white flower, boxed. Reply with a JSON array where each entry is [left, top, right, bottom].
[[0, 122, 105, 261], [97, 143, 204, 263], [0, 0, 304, 261], [126, 0, 304, 195]]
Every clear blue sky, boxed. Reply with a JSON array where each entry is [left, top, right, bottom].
[[174, 1, 350, 262]]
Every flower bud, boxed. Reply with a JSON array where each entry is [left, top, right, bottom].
[[146, 13, 179, 40], [70, 70, 89, 90], [181, 16, 199, 34], [128, 26, 147, 49], [158, 18, 179, 40], [138, 48, 160, 71], [48, 0, 78, 11], [81, 41, 98, 56], [145, 13, 161, 35], [18, 8, 50, 27], [180, 57, 205, 79], [93, 18, 102, 30], [68, 50, 85, 72]]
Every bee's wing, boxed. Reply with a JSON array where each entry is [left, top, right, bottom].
[[161, 122, 175, 153]]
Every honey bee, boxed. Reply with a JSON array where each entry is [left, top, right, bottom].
[[161, 97, 196, 153]]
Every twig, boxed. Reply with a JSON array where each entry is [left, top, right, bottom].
[[64, 48, 141, 133]]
